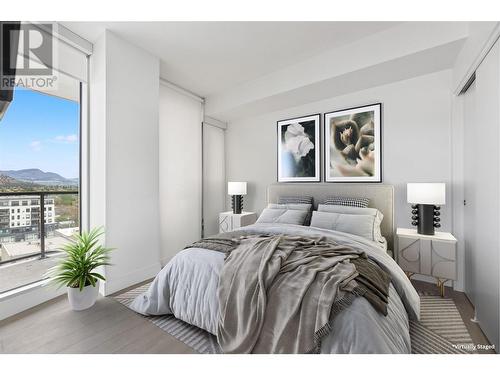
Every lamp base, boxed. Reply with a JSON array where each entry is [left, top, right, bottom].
[[410, 203, 444, 235], [417, 204, 435, 235], [231, 195, 243, 214]]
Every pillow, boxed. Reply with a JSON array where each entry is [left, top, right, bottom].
[[322, 196, 369, 208], [315, 204, 386, 250], [310, 211, 376, 239], [318, 204, 379, 217], [268, 203, 312, 225], [256, 208, 309, 225], [278, 196, 313, 205], [267, 203, 312, 211]]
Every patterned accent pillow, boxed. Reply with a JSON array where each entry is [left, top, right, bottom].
[[323, 196, 370, 208], [278, 196, 314, 205]]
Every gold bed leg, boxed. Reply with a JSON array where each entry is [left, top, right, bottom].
[[435, 278, 448, 298], [405, 271, 414, 280]]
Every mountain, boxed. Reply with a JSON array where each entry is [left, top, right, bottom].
[[0, 169, 78, 186], [0, 174, 40, 188]]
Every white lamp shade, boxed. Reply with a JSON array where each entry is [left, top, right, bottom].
[[228, 181, 247, 195], [407, 183, 446, 205]]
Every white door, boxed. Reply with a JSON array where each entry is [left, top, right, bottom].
[[203, 123, 226, 236], [463, 79, 476, 306], [463, 41, 500, 349]]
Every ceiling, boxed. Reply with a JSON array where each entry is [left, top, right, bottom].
[[62, 22, 401, 96]]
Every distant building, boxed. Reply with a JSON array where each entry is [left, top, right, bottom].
[[0, 196, 56, 244]]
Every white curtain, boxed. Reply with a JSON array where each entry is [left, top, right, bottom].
[[203, 123, 226, 236], [16, 22, 89, 102], [159, 83, 203, 264]]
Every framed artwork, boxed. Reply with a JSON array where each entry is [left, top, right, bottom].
[[277, 114, 320, 182], [324, 103, 382, 182]]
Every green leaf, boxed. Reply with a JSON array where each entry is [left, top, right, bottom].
[[43, 227, 115, 289]]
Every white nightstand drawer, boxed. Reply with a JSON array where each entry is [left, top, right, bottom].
[[396, 228, 457, 297], [430, 240, 456, 280], [398, 236, 421, 274], [219, 211, 257, 233]]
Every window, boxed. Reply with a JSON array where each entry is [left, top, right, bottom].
[[0, 85, 82, 294]]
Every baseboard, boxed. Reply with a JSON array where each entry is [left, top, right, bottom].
[[101, 262, 161, 296]]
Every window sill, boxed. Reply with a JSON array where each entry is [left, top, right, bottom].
[[0, 279, 66, 321], [0, 279, 51, 301]]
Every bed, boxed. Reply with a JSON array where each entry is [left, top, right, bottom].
[[130, 183, 420, 354]]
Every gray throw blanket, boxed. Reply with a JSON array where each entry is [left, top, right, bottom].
[[216, 234, 368, 354], [185, 238, 240, 255], [351, 258, 391, 316]]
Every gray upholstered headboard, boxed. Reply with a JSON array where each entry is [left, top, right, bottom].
[[267, 183, 395, 250]]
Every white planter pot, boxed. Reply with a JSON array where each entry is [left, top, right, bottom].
[[67, 281, 99, 311]]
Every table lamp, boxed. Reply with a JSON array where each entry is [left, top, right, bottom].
[[407, 183, 445, 235], [228, 182, 247, 214]]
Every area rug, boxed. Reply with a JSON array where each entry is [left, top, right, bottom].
[[114, 283, 472, 354], [114, 283, 221, 354]]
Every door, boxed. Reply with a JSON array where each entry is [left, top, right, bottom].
[[463, 80, 476, 306], [203, 123, 226, 236], [463, 41, 500, 349]]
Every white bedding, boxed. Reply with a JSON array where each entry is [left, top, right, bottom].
[[130, 223, 420, 353]]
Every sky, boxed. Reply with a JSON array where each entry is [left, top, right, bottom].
[[0, 88, 80, 179]]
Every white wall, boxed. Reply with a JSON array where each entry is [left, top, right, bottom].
[[226, 70, 456, 278], [90, 31, 161, 295], [159, 84, 203, 264]]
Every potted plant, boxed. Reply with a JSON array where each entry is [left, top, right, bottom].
[[46, 227, 113, 311]]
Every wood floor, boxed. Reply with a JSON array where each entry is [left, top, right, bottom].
[[0, 291, 194, 354], [0, 280, 493, 354]]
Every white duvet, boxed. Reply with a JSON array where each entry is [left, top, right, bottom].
[[130, 223, 420, 354]]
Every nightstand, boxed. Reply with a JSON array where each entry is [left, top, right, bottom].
[[219, 211, 257, 233], [396, 228, 457, 297]]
